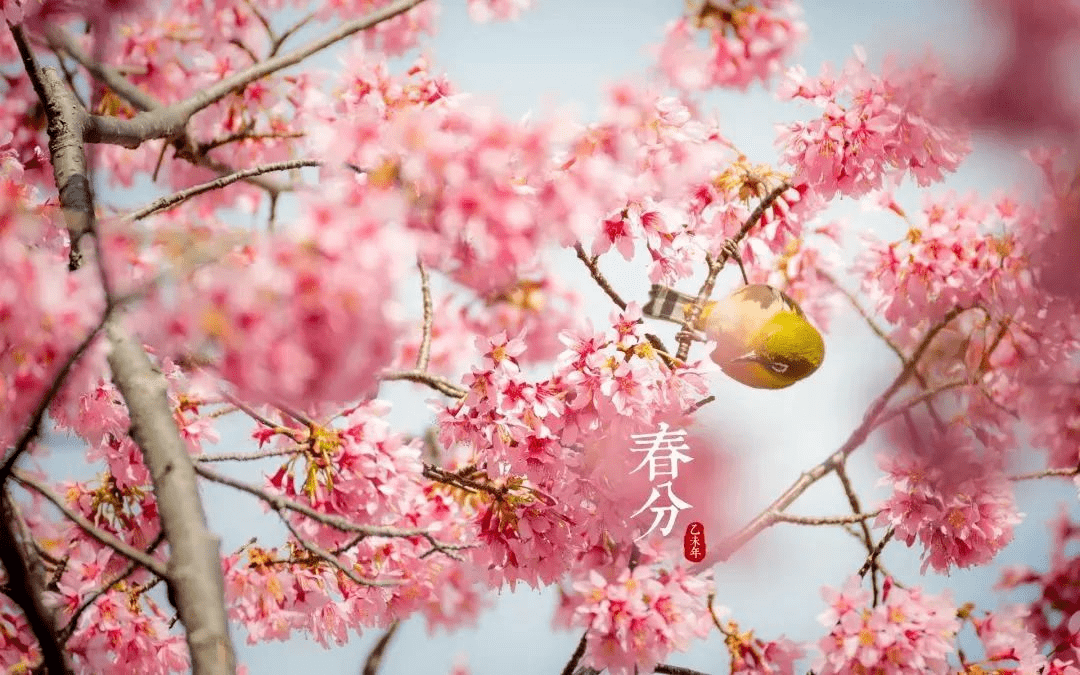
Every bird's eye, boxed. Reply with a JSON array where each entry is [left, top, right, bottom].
[[767, 361, 789, 373]]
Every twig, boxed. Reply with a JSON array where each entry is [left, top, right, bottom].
[[675, 182, 790, 363], [1011, 466, 1080, 481], [715, 306, 968, 561], [44, 26, 160, 112], [561, 631, 588, 675], [835, 462, 879, 604], [361, 621, 400, 675], [276, 510, 398, 587], [858, 528, 895, 579], [654, 666, 712, 675], [380, 370, 466, 398], [270, 11, 317, 57], [416, 259, 434, 371], [126, 159, 320, 221], [683, 395, 715, 416], [573, 243, 626, 310], [772, 510, 881, 526], [193, 463, 469, 559], [12, 469, 169, 578], [194, 447, 300, 462]]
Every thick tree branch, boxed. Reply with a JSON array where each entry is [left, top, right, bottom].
[[0, 490, 72, 674], [106, 320, 237, 675], [77, 0, 426, 146]]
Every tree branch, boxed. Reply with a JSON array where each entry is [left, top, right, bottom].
[[380, 370, 466, 398], [0, 489, 72, 674], [715, 306, 969, 561], [12, 469, 169, 578], [106, 320, 237, 675], [126, 158, 321, 221]]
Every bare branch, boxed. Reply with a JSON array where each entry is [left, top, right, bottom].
[[772, 510, 881, 526], [126, 158, 320, 221], [380, 369, 466, 398], [276, 510, 398, 587], [416, 259, 434, 372], [361, 621, 400, 675], [561, 631, 588, 675], [654, 665, 712, 675], [43, 26, 161, 112], [12, 470, 169, 579], [858, 528, 895, 579], [574, 243, 626, 310], [1011, 466, 1080, 481]]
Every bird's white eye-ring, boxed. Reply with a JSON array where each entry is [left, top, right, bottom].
[[767, 361, 789, 373]]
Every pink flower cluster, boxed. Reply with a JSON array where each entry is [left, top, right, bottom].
[[466, 0, 532, 22], [876, 423, 1021, 573], [438, 307, 712, 588], [777, 50, 970, 199], [657, 0, 806, 91], [150, 190, 404, 409], [568, 561, 713, 675], [815, 576, 959, 674], [0, 153, 105, 449], [968, 604, 1067, 674]]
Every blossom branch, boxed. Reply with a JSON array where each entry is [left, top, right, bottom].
[[1011, 466, 1080, 481], [81, 0, 428, 146], [0, 311, 107, 482], [193, 463, 469, 559], [60, 532, 167, 643], [716, 306, 968, 561], [11, 469, 169, 579], [676, 182, 791, 362], [126, 159, 321, 221], [574, 243, 626, 310], [275, 509, 398, 588]]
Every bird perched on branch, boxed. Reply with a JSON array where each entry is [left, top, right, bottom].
[[643, 283, 825, 389]]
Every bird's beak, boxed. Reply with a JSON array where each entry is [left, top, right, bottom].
[[731, 350, 759, 363]]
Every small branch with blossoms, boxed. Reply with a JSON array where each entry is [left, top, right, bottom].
[[193, 463, 470, 560], [675, 181, 791, 363], [274, 508, 399, 588], [12, 469, 170, 578]]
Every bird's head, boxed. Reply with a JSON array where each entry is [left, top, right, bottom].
[[721, 311, 825, 389]]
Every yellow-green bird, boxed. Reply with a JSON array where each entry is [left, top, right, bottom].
[[643, 283, 825, 389]]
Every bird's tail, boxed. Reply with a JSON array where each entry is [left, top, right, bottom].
[[642, 284, 707, 325]]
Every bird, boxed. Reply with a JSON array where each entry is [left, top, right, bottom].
[[643, 282, 825, 389]]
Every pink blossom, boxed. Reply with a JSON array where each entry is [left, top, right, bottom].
[[876, 421, 1021, 573], [777, 50, 969, 199], [815, 576, 959, 674]]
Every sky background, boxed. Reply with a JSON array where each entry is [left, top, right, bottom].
[[41, 1, 1080, 673]]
